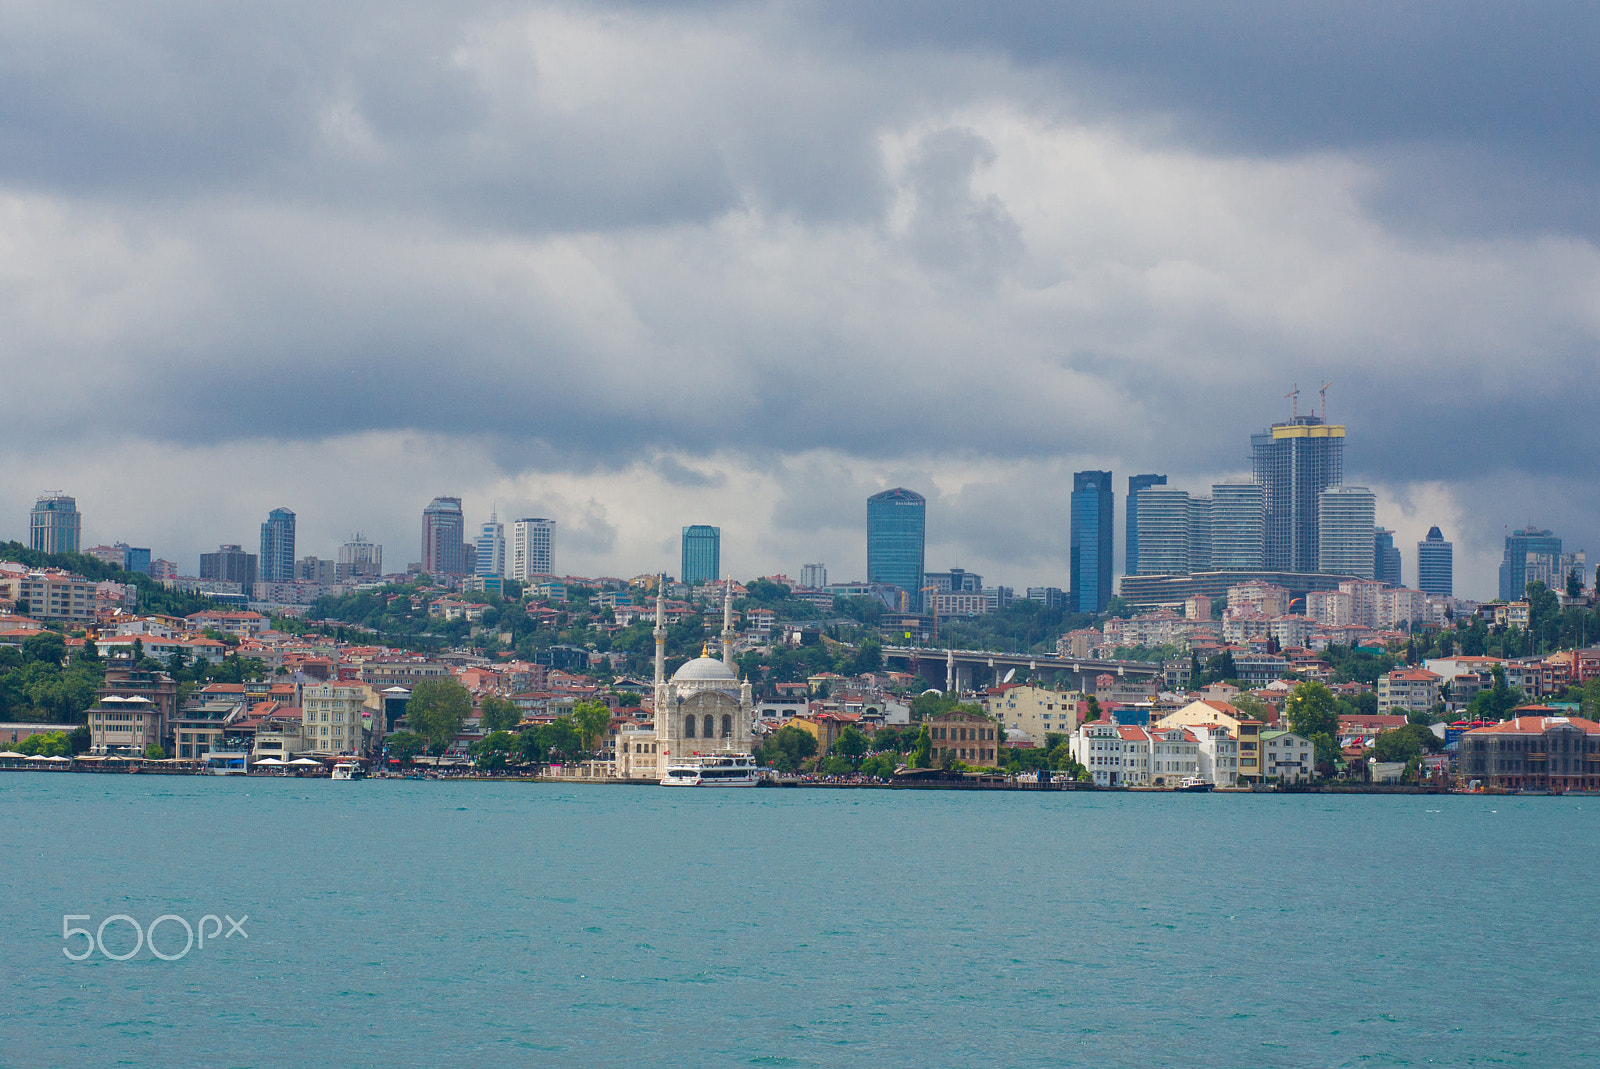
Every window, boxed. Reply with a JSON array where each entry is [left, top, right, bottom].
[[703, 714, 714, 738], [721, 715, 732, 738], [684, 716, 695, 738]]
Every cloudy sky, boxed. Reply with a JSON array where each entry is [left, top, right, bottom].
[[3, 0, 1597, 599]]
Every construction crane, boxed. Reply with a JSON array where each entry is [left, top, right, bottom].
[[1285, 383, 1300, 419], [1319, 380, 1333, 421]]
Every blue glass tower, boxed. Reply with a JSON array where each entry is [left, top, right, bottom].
[[259, 507, 296, 583], [1126, 474, 1167, 578], [866, 488, 926, 612], [1499, 526, 1562, 601], [1071, 471, 1114, 614], [681, 525, 721, 585]]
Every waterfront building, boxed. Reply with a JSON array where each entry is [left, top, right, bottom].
[[867, 488, 926, 611], [1070, 471, 1114, 614], [259, 507, 296, 583], [303, 682, 376, 755], [1457, 713, 1600, 791], [614, 582, 753, 780], [987, 686, 1082, 743], [1498, 526, 1562, 601], [1416, 527, 1454, 597], [29, 493, 81, 555], [337, 534, 383, 580], [421, 497, 467, 577], [1374, 528, 1401, 587], [926, 707, 999, 766], [1317, 486, 1376, 578], [199, 545, 258, 589], [1133, 488, 1192, 575], [510, 518, 554, 580], [799, 563, 827, 589], [1190, 723, 1239, 787], [1251, 413, 1345, 572], [1155, 700, 1265, 783], [1070, 719, 1128, 786], [475, 513, 506, 578], [87, 667, 178, 755], [1125, 474, 1167, 578], [680, 525, 721, 586], [1209, 484, 1266, 571], [1259, 729, 1313, 783]]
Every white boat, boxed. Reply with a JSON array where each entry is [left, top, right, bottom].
[[330, 761, 365, 780], [661, 753, 759, 787]]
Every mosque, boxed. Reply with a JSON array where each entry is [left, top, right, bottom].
[[613, 579, 753, 780]]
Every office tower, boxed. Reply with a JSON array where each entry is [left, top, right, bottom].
[[259, 507, 296, 582], [337, 534, 383, 580], [1374, 528, 1402, 587], [1188, 495, 1213, 572], [867, 488, 927, 611], [924, 568, 983, 593], [1125, 474, 1168, 577], [296, 556, 336, 584], [200, 545, 258, 587], [681, 525, 721, 586], [510, 518, 555, 580], [1416, 527, 1453, 597], [120, 545, 152, 576], [475, 512, 506, 578], [1027, 587, 1069, 610], [800, 563, 828, 589], [1133, 489, 1192, 575], [29, 493, 81, 555], [1498, 526, 1563, 601], [1070, 471, 1114, 613], [1317, 487, 1376, 578], [1252, 413, 1345, 572], [421, 497, 467, 576], [1210, 484, 1266, 571]]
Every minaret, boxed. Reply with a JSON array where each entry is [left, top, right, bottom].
[[653, 573, 667, 710], [721, 575, 735, 667]]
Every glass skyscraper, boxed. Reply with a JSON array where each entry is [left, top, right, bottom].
[[866, 488, 926, 611], [681, 525, 721, 585], [1125, 474, 1167, 578], [1251, 415, 1345, 572], [421, 497, 467, 576], [30, 493, 81, 555], [1499, 526, 1563, 601], [259, 507, 296, 583], [475, 513, 506, 578], [1316, 486, 1376, 578], [510, 518, 554, 580], [1070, 471, 1114, 614], [1374, 528, 1401, 587], [1209, 483, 1265, 571], [1417, 526, 1453, 597]]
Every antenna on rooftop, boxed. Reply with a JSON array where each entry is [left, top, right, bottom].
[[1285, 384, 1300, 419], [1319, 381, 1333, 421]]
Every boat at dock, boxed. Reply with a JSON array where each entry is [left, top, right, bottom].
[[661, 753, 759, 787]]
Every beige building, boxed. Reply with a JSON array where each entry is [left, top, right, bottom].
[[1259, 729, 1314, 782], [987, 686, 1082, 744], [1156, 699, 1266, 783], [927, 708, 999, 766], [0, 570, 95, 623], [302, 682, 375, 755], [87, 696, 164, 754]]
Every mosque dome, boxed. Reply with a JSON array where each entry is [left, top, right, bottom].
[[672, 656, 737, 682]]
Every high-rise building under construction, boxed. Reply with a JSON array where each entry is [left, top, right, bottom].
[[1251, 412, 1345, 573]]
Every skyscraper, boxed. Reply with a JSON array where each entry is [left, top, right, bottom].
[[1417, 526, 1453, 597], [1132, 488, 1192, 575], [338, 533, 384, 580], [510, 518, 554, 580], [1499, 526, 1563, 601], [1317, 487, 1376, 578], [259, 507, 296, 582], [800, 563, 827, 589], [1188, 495, 1213, 572], [200, 544, 258, 588], [681, 525, 721, 586], [867, 488, 927, 611], [421, 497, 467, 576], [30, 493, 80, 555], [1374, 528, 1402, 587], [475, 513, 506, 578], [1070, 471, 1114, 614], [1252, 413, 1345, 572], [1209, 484, 1265, 570], [1125, 474, 1167, 578]]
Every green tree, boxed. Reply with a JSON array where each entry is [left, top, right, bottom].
[[860, 753, 898, 778], [1371, 726, 1423, 764], [1084, 695, 1103, 722], [23, 631, 66, 667], [835, 725, 869, 761], [143, 743, 166, 760], [1467, 665, 1523, 722], [478, 695, 522, 734], [386, 730, 425, 765], [1285, 681, 1340, 741], [570, 700, 613, 752], [406, 678, 472, 755], [472, 730, 519, 770], [760, 725, 819, 773], [17, 731, 70, 757], [910, 724, 932, 768]]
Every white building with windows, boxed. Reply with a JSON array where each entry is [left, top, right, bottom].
[[1259, 729, 1313, 783], [510, 518, 554, 580], [302, 682, 375, 755], [1070, 720, 1128, 786], [1189, 723, 1239, 787]]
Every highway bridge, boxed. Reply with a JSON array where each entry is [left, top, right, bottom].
[[882, 646, 1167, 695]]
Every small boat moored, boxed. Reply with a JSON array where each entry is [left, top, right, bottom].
[[661, 753, 759, 787]]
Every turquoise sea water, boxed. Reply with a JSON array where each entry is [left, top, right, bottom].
[[1, 776, 1596, 1068]]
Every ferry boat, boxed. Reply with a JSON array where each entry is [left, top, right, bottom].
[[1178, 776, 1214, 792], [330, 761, 365, 780], [661, 753, 759, 787]]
